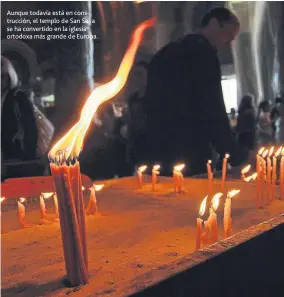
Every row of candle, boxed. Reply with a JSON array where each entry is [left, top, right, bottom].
[[256, 146, 284, 207], [1, 185, 104, 228], [196, 189, 240, 250]]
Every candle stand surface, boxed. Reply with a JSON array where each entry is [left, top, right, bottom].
[[2, 177, 284, 297]]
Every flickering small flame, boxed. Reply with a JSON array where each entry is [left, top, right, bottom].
[[241, 165, 251, 175], [153, 164, 161, 171], [82, 186, 85, 191], [225, 153, 230, 159], [199, 196, 207, 217], [174, 164, 185, 172], [227, 189, 240, 199], [138, 165, 147, 173], [281, 147, 284, 156], [134, 0, 146, 3], [19, 198, 26, 203], [275, 147, 282, 157], [244, 173, 258, 182], [269, 146, 274, 157], [0, 197, 6, 203], [94, 184, 104, 191], [211, 193, 222, 212], [207, 160, 212, 164], [258, 147, 265, 155], [262, 149, 269, 158], [48, 18, 156, 163], [42, 192, 54, 199]]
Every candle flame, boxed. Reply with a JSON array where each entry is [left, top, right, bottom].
[[225, 153, 230, 159], [174, 164, 185, 172], [227, 189, 240, 199], [134, 0, 146, 3], [94, 184, 104, 191], [48, 18, 156, 163], [269, 146, 274, 157], [262, 149, 268, 158], [244, 172, 258, 182], [42, 192, 54, 199], [258, 147, 265, 155], [138, 165, 147, 173], [153, 164, 160, 171], [207, 160, 212, 164], [275, 147, 282, 157], [82, 186, 85, 191], [0, 197, 6, 203], [211, 192, 222, 211], [19, 198, 26, 203], [199, 196, 207, 217], [241, 164, 251, 174], [281, 147, 284, 156]]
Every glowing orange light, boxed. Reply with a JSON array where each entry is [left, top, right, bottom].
[[275, 147, 282, 157], [174, 164, 185, 172], [269, 146, 274, 157], [0, 197, 6, 203], [48, 18, 156, 162], [94, 184, 104, 192], [199, 196, 207, 217], [227, 189, 240, 199], [138, 165, 147, 173], [42, 192, 54, 199], [19, 198, 26, 203], [153, 164, 161, 171], [241, 165, 251, 175], [258, 147, 265, 155], [262, 149, 269, 158], [211, 193, 222, 212], [244, 173, 258, 182], [82, 186, 85, 191]]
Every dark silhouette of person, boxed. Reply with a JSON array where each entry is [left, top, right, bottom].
[[235, 94, 257, 150], [131, 8, 248, 176]]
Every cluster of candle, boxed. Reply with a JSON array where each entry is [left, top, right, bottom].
[[196, 189, 240, 250], [5, 185, 104, 228], [137, 164, 185, 193], [256, 146, 283, 207]]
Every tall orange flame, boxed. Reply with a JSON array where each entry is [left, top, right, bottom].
[[49, 18, 156, 162], [258, 147, 265, 155], [174, 164, 185, 172], [269, 146, 274, 157], [275, 147, 282, 157], [94, 184, 104, 191], [199, 196, 207, 217], [211, 192, 222, 212], [241, 165, 251, 175], [138, 165, 147, 173], [227, 189, 240, 199], [0, 197, 5, 203]]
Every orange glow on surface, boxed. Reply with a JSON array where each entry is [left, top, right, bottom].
[[269, 147, 274, 157], [241, 165, 251, 175], [275, 147, 282, 157], [42, 192, 54, 199], [94, 184, 104, 191], [174, 164, 185, 172], [258, 147, 265, 155], [262, 149, 269, 158], [244, 173, 258, 182], [0, 197, 5, 203], [211, 193, 222, 211], [138, 165, 147, 173], [49, 18, 156, 162], [227, 189, 240, 199], [199, 196, 207, 217], [19, 198, 26, 203]]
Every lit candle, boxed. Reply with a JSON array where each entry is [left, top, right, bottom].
[[40, 192, 53, 219], [173, 164, 185, 193], [256, 147, 265, 206], [206, 160, 213, 197], [224, 189, 240, 239], [86, 184, 104, 215], [267, 147, 274, 202], [241, 164, 251, 180], [137, 165, 147, 189], [272, 147, 281, 200], [204, 193, 222, 243], [152, 164, 160, 191], [261, 149, 269, 207], [18, 198, 28, 227], [196, 196, 207, 250], [221, 154, 229, 192]]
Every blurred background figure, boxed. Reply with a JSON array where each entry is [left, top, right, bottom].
[[257, 100, 273, 145], [235, 94, 257, 150], [271, 96, 282, 143], [229, 107, 237, 128]]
